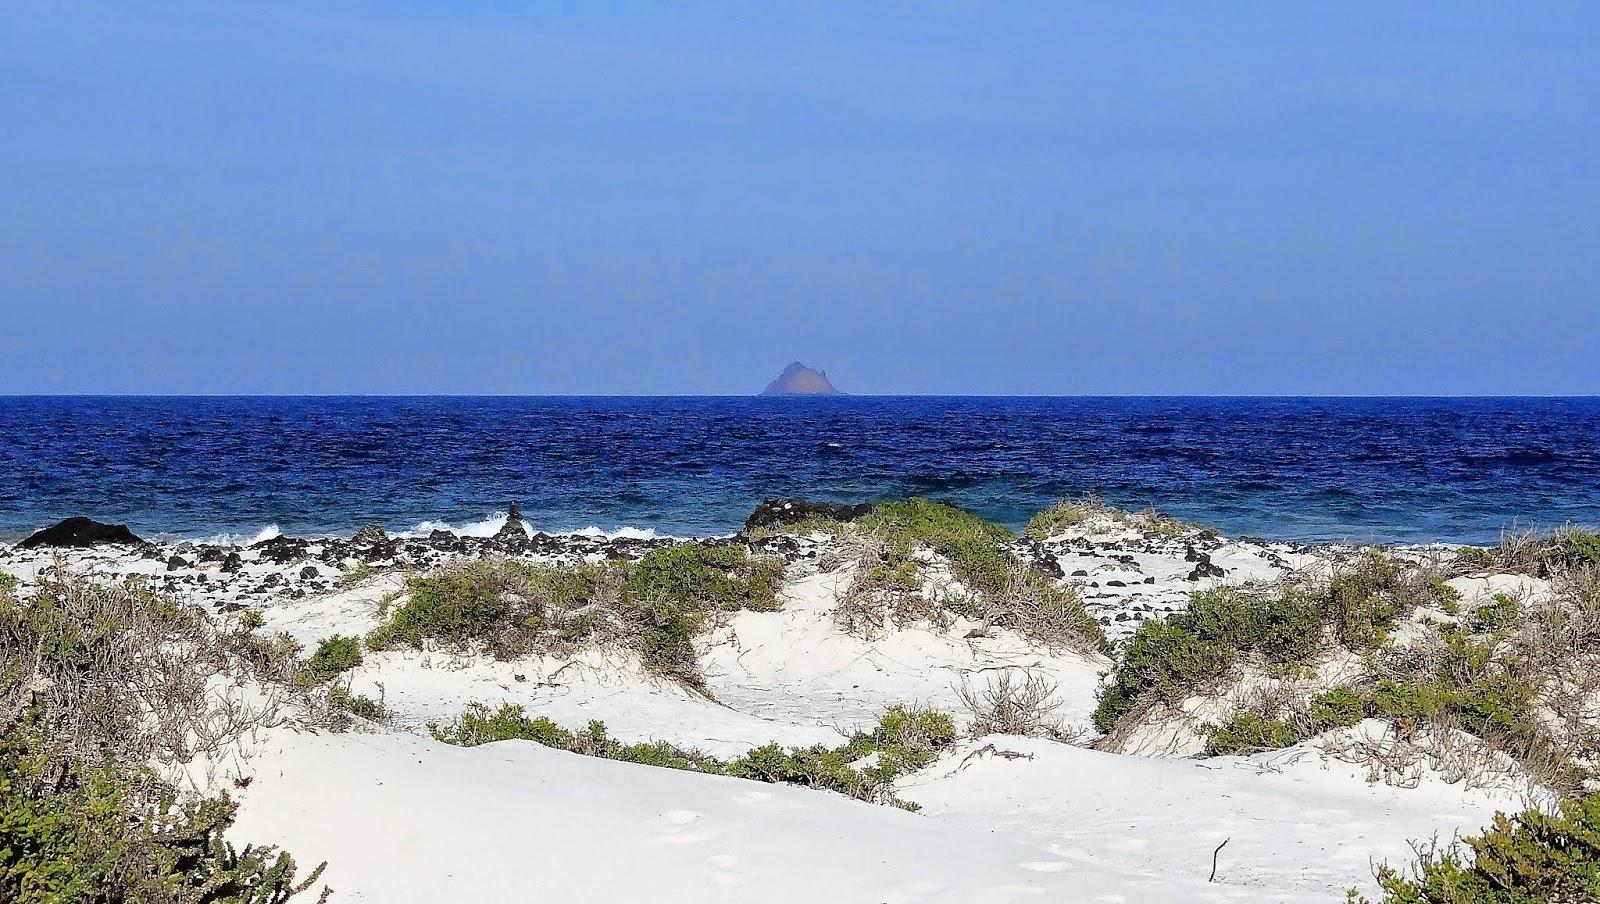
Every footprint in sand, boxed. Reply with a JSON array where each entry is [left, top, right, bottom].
[[733, 789, 772, 804], [705, 853, 742, 888], [652, 809, 710, 845], [1018, 861, 1069, 873]]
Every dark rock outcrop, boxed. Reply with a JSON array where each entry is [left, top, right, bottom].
[[743, 499, 874, 534], [352, 523, 389, 545], [494, 504, 529, 545], [20, 517, 144, 549], [254, 535, 310, 564], [1186, 554, 1225, 581]]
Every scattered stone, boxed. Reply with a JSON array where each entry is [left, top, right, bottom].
[[220, 552, 243, 574], [166, 554, 189, 571], [300, 565, 320, 580]]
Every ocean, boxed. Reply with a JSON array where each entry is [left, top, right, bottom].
[[1, 395, 1597, 545]]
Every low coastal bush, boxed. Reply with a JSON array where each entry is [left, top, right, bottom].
[[1, 717, 327, 904], [0, 571, 327, 902], [1309, 685, 1368, 731], [327, 685, 387, 722], [1093, 554, 1452, 733], [366, 548, 783, 686], [1201, 685, 1370, 757], [306, 633, 363, 677], [1193, 627, 1564, 792], [1024, 496, 1203, 542], [429, 702, 955, 810], [837, 498, 1107, 653], [1455, 527, 1600, 577], [627, 542, 784, 612], [1093, 584, 1325, 732], [1023, 500, 1092, 541], [859, 498, 1015, 598], [1543, 530, 1600, 572], [1201, 712, 1300, 756], [1353, 792, 1600, 903]]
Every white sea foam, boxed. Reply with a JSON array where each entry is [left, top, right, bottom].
[[400, 513, 686, 542], [184, 523, 283, 545], [569, 525, 674, 541], [403, 513, 516, 539]]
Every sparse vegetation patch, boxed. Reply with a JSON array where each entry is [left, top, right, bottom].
[[0, 570, 326, 902], [1094, 553, 1453, 733], [429, 702, 955, 810], [366, 547, 784, 688], [1354, 792, 1600, 903]]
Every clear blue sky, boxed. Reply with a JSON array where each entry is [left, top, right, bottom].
[[3, 2, 1596, 395]]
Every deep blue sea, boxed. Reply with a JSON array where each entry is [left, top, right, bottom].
[[1, 396, 1597, 545]]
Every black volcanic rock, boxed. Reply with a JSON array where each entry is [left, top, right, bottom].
[[761, 362, 839, 396], [20, 517, 145, 549], [494, 503, 529, 544], [352, 523, 389, 545], [743, 498, 874, 533], [254, 535, 310, 563]]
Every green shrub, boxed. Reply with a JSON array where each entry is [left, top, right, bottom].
[[306, 634, 363, 677], [1310, 685, 1368, 731], [1356, 793, 1600, 903], [1468, 593, 1520, 633], [0, 717, 325, 904], [430, 703, 954, 809], [1092, 586, 1324, 732], [859, 498, 1015, 598], [1201, 712, 1299, 756], [327, 686, 387, 722], [368, 560, 517, 651], [1329, 553, 1409, 648], [849, 498, 1106, 653], [1543, 531, 1600, 571], [1093, 620, 1230, 731], [866, 704, 957, 771], [627, 542, 784, 613], [368, 550, 782, 684], [632, 598, 705, 685], [1200, 685, 1369, 758], [428, 703, 568, 748], [1023, 501, 1091, 541], [1367, 632, 1537, 747]]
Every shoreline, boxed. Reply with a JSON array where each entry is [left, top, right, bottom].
[[0, 500, 1457, 645]]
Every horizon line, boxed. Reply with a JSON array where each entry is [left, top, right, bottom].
[[2, 392, 1597, 401]]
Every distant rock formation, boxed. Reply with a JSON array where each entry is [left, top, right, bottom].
[[761, 362, 840, 396]]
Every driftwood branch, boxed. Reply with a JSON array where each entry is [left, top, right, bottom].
[[1210, 837, 1230, 882]]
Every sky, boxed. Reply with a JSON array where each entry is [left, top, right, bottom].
[[2, 2, 1597, 395]]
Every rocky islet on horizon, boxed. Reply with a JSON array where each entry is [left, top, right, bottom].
[[761, 362, 840, 396]]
